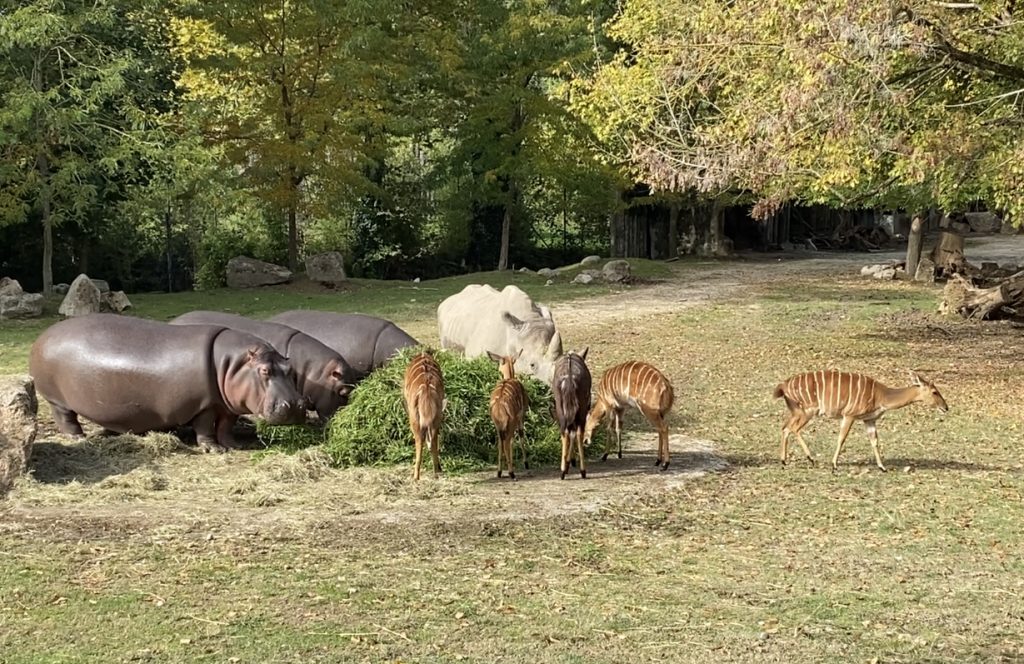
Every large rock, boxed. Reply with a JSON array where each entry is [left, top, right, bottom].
[[537, 267, 560, 278], [965, 212, 1001, 234], [90, 279, 110, 294], [102, 291, 133, 313], [573, 271, 598, 285], [0, 376, 38, 497], [0, 293, 43, 320], [53, 283, 69, 296], [580, 255, 601, 267], [602, 260, 631, 283], [0, 277, 23, 297], [59, 274, 102, 317], [305, 252, 347, 285], [226, 256, 293, 288]]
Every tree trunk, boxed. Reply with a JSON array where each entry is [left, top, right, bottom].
[[498, 184, 514, 271], [906, 215, 924, 280], [37, 151, 53, 295], [287, 200, 299, 272], [164, 206, 174, 293], [668, 202, 679, 259], [929, 230, 969, 277], [941, 270, 1024, 319]]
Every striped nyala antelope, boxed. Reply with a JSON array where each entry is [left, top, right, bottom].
[[553, 348, 591, 480], [773, 370, 948, 472], [402, 351, 446, 480], [487, 351, 529, 480], [584, 361, 675, 470]]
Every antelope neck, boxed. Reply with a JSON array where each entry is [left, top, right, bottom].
[[879, 385, 920, 411]]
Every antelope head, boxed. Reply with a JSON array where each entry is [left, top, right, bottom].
[[909, 371, 949, 413]]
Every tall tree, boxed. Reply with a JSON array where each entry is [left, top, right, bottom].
[[0, 0, 169, 293], [581, 0, 1024, 221]]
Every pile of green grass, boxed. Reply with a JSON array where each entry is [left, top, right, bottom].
[[323, 347, 564, 471], [260, 347, 586, 472]]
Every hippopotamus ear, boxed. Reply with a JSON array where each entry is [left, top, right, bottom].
[[246, 347, 261, 365]]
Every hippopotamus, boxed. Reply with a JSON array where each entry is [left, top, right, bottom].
[[267, 311, 418, 381], [169, 311, 356, 419], [29, 314, 307, 452]]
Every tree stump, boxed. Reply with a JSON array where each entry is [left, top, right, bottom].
[[940, 271, 1024, 319], [929, 230, 970, 277]]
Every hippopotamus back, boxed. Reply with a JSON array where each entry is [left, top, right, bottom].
[[169, 310, 356, 418], [267, 311, 418, 380], [30, 314, 306, 451]]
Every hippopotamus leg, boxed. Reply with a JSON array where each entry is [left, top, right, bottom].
[[49, 401, 85, 438], [192, 409, 228, 454], [216, 413, 239, 450]]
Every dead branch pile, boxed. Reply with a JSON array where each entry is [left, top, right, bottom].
[[940, 268, 1024, 320]]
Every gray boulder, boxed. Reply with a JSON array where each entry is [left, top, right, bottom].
[[90, 279, 110, 294], [226, 256, 292, 288], [305, 251, 347, 285], [580, 255, 601, 266], [102, 291, 133, 313], [53, 283, 69, 296], [572, 272, 596, 285], [964, 212, 1001, 234], [59, 274, 102, 318], [0, 277, 23, 297], [602, 260, 631, 283], [537, 267, 559, 278], [0, 375, 38, 497], [0, 293, 43, 320]]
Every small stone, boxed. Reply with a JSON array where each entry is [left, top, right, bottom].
[[545, 279, 553, 286], [572, 273, 594, 285]]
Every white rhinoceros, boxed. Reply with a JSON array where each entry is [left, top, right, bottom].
[[437, 284, 563, 383]]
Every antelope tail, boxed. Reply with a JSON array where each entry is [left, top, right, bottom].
[[773, 384, 785, 399]]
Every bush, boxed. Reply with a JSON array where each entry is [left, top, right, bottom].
[[322, 348, 564, 471]]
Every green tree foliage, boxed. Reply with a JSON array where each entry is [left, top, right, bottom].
[[581, 0, 1024, 220], [0, 0, 173, 292]]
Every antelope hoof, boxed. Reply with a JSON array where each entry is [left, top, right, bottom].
[[580, 470, 587, 480], [807, 457, 817, 466], [497, 470, 503, 478], [661, 462, 670, 471], [560, 471, 567, 480], [617, 452, 623, 459], [877, 465, 888, 473], [654, 458, 662, 467], [509, 472, 516, 481], [601, 453, 609, 462], [831, 464, 839, 475]]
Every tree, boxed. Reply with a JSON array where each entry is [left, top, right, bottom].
[[440, 0, 619, 270], [0, 0, 170, 293], [580, 1, 1024, 223]]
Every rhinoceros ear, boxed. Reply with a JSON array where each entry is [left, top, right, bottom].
[[578, 346, 589, 361], [486, 350, 502, 363], [502, 312, 526, 331]]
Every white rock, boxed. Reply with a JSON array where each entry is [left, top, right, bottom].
[[226, 256, 292, 288], [0, 375, 38, 497], [602, 260, 631, 283], [59, 274, 102, 317]]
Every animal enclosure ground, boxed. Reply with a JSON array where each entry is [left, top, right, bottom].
[[3, 240, 1024, 663]]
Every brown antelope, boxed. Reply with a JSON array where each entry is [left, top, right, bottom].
[[552, 348, 591, 480], [583, 361, 675, 470], [487, 350, 529, 480], [402, 351, 445, 480], [774, 370, 948, 472]]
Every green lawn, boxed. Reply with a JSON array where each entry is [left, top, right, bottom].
[[2, 258, 1022, 663]]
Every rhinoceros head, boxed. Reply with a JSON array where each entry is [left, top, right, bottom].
[[501, 312, 563, 384]]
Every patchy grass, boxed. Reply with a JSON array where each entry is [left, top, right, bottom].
[[2, 256, 1024, 662]]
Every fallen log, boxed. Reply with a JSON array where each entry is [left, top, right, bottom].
[[940, 270, 1024, 320]]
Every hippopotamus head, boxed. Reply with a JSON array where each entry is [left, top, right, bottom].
[[308, 357, 356, 418], [224, 343, 307, 425]]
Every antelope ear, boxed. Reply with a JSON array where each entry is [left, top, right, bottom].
[[908, 370, 923, 386]]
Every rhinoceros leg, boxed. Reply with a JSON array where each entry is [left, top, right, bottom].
[[49, 402, 85, 437], [193, 409, 228, 453]]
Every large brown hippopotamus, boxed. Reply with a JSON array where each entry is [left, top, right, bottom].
[[29, 314, 307, 452], [169, 311, 356, 419], [267, 311, 418, 381]]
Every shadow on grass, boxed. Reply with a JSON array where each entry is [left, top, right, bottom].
[[721, 451, 1015, 474], [28, 433, 193, 485]]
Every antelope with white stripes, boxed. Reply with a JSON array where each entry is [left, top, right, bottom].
[[487, 350, 529, 480], [402, 351, 446, 480], [774, 370, 948, 472], [583, 361, 675, 470]]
